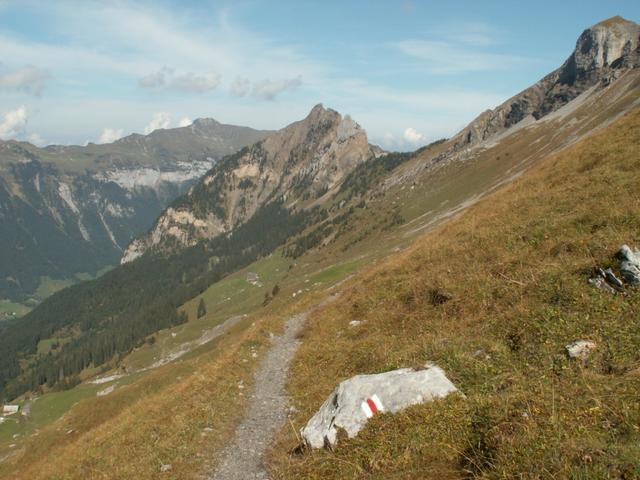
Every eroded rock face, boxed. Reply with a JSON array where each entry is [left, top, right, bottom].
[[300, 364, 459, 449], [122, 105, 381, 262], [452, 16, 640, 150]]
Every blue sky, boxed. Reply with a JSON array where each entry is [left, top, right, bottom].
[[0, 0, 638, 150]]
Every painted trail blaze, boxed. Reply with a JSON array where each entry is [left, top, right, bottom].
[[361, 394, 385, 418]]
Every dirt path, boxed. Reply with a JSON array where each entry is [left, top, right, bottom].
[[209, 311, 308, 480]]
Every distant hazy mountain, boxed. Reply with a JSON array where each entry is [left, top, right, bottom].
[[0, 119, 271, 305]]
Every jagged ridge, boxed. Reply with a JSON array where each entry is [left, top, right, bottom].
[[452, 16, 640, 149], [122, 105, 384, 262]]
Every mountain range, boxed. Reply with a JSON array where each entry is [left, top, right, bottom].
[[0, 15, 639, 480], [0, 120, 270, 308]]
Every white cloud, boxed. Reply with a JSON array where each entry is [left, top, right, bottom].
[[0, 65, 50, 96], [403, 127, 426, 144], [27, 132, 46, 146], [138, 66, 173, 88], [144, 112, 171, 134], [139, 68, 220, 93], [230, 76, 251, 97], [0, 105, 28, 139], [178, 117, 192, 127], [252, 77, 302, 100], [97, 127, 123, 144]]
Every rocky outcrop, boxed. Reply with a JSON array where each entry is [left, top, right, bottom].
[[452, 16, 640, 149], [122, 105, 382, 262], [301, 364, 460, 449], [617, 244, 640, 286]]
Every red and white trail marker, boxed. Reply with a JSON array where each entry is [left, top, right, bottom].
[[361, 394, 385, 419]]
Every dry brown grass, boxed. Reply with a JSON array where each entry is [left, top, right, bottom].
[[0, 314, 267, 479], [267, 108, 640, 478]]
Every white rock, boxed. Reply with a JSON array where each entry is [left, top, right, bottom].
[[301, 364, 460, 449], [349, 320, 362, 327], [160, 463, 172, 473], [97, 384, 116, 397], [618, 245, 640, 286], [566, 340, 597, 360]]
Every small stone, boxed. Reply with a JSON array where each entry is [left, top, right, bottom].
[[588, 276, 616, 294], [603, 268, 624, 289], [349, 320, 362, 327], [566, 340, 596, 361], [160, 463, 172, 473]]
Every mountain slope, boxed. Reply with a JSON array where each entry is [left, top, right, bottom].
[[451, 16, 639, 150], [0, 120, 270, 306], [0, 16, 639, 479], [0, 106, 379, 401], [122, 105, 382, 262], [269, 105, 640, 480]]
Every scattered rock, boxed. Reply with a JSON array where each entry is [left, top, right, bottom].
[[589, 245, 640, 293], [472, 349, 490, 360], [349, 320, 363, 327], [566, 340, 597, 361], [603, 267, 624, 289], [617, 245, 640, 286], [588, 275, 617, 294], [160, 463, 172, 473], [97, 384, 116, 397], [301, 364, 460, 449], [588, 267, 623, 293]]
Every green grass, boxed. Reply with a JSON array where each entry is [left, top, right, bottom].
[[306, 258, 368, 286], [33, 276, 75, 300], [122, 253, 291, 371], [36, 338, 66, 355], [0, 385, 101, 444], [0, 301, 30, 319]]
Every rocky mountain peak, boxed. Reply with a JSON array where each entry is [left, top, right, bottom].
[[562, 16, 639, 84], [121, 105, 380, 262], [450, 16, 639, 151], [191, 118, 222, 128]]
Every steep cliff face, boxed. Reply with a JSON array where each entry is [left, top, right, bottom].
[[122, 105, 382, 262], [0, 120, 271, 303], [452, 16, 639, 149]]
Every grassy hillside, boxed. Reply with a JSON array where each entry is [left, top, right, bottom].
[[268, 108, 640, 478], [0, 108, 637, 479]]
